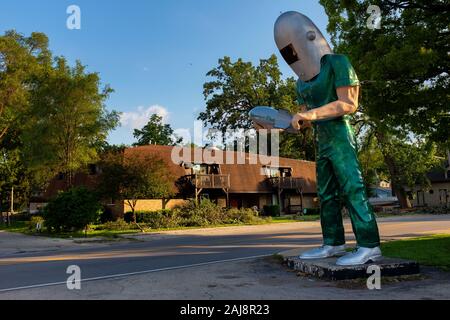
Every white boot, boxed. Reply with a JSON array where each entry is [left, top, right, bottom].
[[299, 245, 346, 260], [336, 247, 382, 266]]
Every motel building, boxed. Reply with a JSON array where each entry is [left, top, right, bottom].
[[30, 145, 319, 217]]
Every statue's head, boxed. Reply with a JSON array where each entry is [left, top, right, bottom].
[[274, 11, 332, 82]]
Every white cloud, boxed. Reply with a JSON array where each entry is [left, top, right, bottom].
[[120, 105, 170, 130], [173, 128, 192, 144]]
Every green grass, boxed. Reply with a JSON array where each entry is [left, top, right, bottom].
[[382, 234, 450, 271], [0, 214, 318, 239], [0, 221, 28, 233], [271, 215, 320, 223]]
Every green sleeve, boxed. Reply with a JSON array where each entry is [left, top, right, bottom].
[[330, 55, 360, 88]]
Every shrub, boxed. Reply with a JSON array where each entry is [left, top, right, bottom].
[[263, 205, 280, 217], [100, 206, 115, 223], [115, 201, 265, 230], [96, 219, 131, 231], [44, 187, 102, 233], [27, 216, 45, 232], [147, 210, 182, 229], [175, 199, 225, 227], [422, 206, 450, 215], [10, 213, 31, 223], [124, 211, 134, 223], [224, 208, 262, 224], [123, 210, 183, 229]]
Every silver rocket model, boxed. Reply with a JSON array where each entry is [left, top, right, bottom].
[[274, 11, 332, 82], [249, 106, 297, 133]]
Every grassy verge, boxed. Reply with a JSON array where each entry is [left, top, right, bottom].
[[0, 214, 319, 239], [0, 221, 28, 233], [382, 234, 450, 271], [271, 215, 320, 223]]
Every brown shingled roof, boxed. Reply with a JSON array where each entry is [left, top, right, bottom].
[[124, 145, 317, 194]]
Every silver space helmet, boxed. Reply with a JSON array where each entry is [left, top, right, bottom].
[[274, 11, 332, 82]]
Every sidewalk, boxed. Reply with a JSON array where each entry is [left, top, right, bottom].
[[1, 256, 449, 300], [0, 230, 130, 257], [2, 214, 449, 256]]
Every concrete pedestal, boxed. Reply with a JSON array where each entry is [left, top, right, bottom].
[[285, 256, 420, 281]]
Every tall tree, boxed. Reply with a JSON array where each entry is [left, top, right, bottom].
[[320, 0, 450, 207], [98, 152, 176, 226], [358, 129, 439, 205], [122, 155, 176, 221], [133, 114, 182, 146], [199, 55, 315, 161], [0, 31, 50, 143], [23, 57, 120, 188]]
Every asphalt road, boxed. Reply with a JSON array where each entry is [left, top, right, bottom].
[[0, 215, 449, 296]]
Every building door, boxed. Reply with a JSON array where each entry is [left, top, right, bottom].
[[439, 189, 448, 206], [417, 191, 426, 207]]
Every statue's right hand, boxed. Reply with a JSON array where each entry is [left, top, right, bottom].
[[253, 122, 266, 130]]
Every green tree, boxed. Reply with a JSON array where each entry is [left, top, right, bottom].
[[122, 155, 176, 223], [0, 148, 21, 222], [97, 147, 127, 205], [0, 31, 51, 143], [0, 31, 49, 214], [44, 187, 102, 233], [0, 130, 34, 221], [98, 153, 176, 227], [199, 55, 315, 160], [358, 131, 389, 196], [358, 129, 439, 204], [320, 0, 449, 207], [133, 114, 182, 146], [23, 57, 120, 188]]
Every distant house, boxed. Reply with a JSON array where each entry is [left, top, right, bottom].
[[378, 180, 391, 189], [410, 152, 450, 208], [30, 145, 318, 216]]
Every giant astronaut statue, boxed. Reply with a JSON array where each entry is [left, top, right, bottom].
[[274, 11, 382, 265]]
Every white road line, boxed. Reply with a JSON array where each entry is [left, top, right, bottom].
[[0, 254, 272, 293]]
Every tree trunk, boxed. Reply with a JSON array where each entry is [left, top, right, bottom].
[[129, 202, 145, 233], [375, 130, 412, 209], [392, 182, 412, 209]]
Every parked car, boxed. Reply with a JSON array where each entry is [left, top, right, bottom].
[[369, 187, 399, 206]]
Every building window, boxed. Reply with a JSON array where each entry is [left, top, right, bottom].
[[264, 167, 280, 178], [280, 168, 293, 178], [192, 164, 219, 175]]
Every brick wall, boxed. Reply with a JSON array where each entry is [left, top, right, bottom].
[[123, 199, 189, 213]]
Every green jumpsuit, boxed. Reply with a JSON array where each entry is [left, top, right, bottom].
[[297, 54, 380, 248]]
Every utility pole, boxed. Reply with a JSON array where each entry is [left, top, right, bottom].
[[7, 186, 13, 227], [10, 186, 14, 213]]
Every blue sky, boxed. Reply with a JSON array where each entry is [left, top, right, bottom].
[[0, 0, 331, 145]]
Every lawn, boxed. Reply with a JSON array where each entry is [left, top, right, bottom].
[[0, 221, 138, 239], [382, 234, 450, 271], [0, 221, 28, 233], [0, 214, 319, 239], [271, 215, 321, 223]]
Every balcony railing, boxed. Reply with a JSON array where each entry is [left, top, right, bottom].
[[186, 174, 231, 189], [268, 177, 305, 190]]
